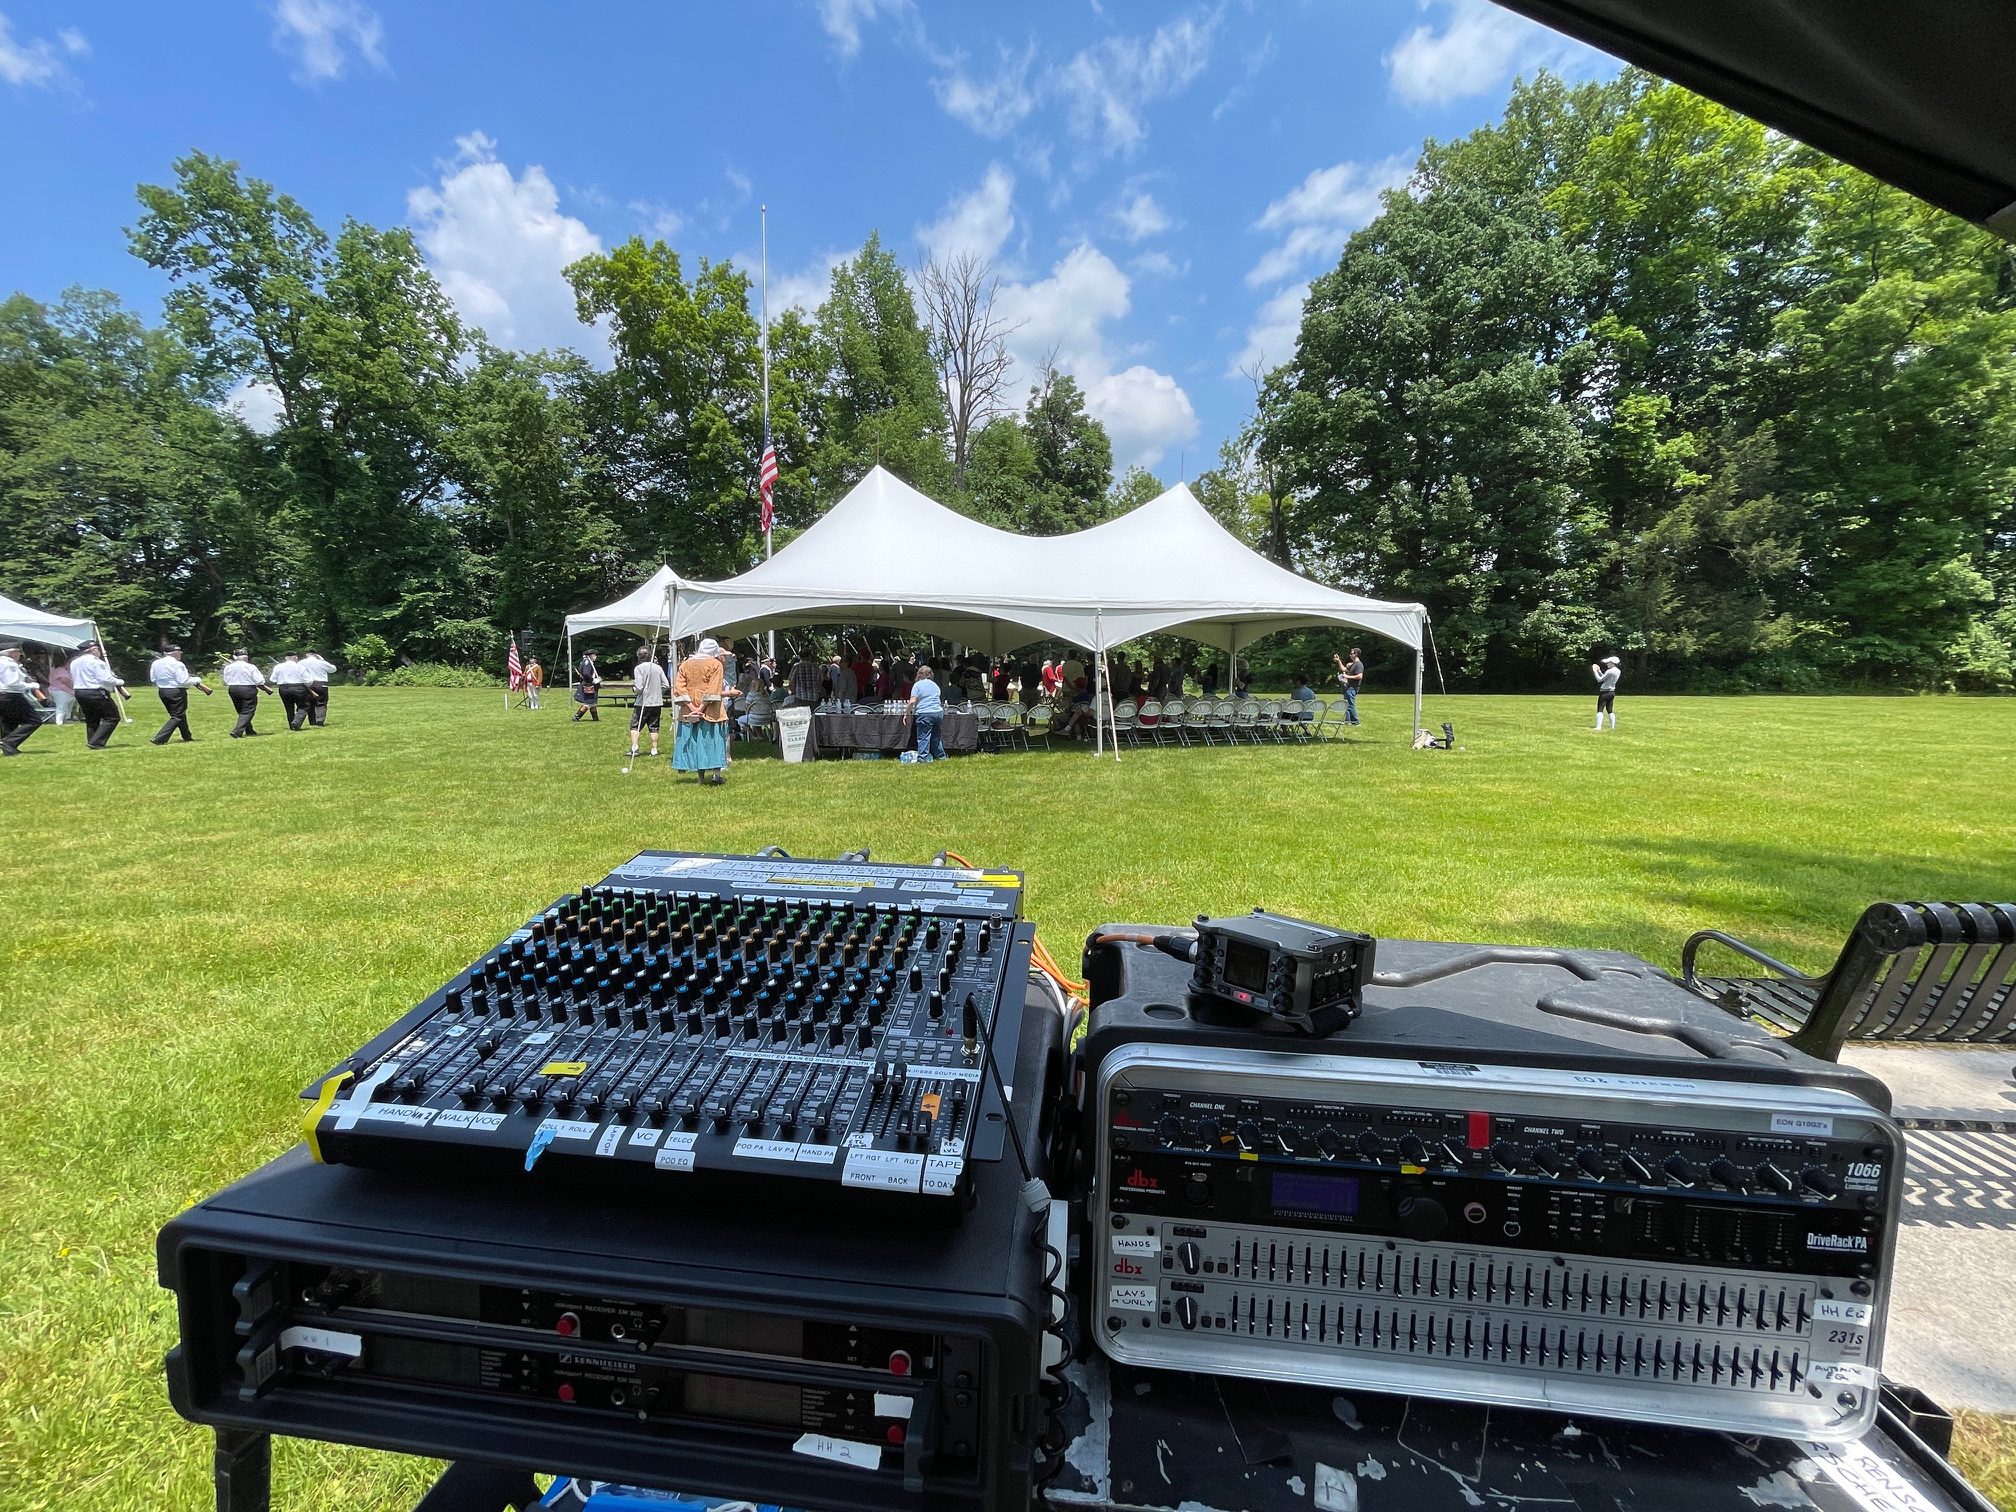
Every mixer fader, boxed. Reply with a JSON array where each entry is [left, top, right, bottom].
[[304, 852, 1033, 1204]]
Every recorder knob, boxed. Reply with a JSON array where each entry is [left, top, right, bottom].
[[1395, 1190, 1449, 1242]]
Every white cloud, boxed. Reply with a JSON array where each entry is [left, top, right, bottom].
[[1130, 250, 1182, 279], [270, 0, 386, 83], [1055, 9, 1219, 156], [815, 0, 911, 59], [995, 243, 1197, 469], [770, 249, 853, 315], [1385, 0, 1590, 106], [1247, 154, 1411, 287], [406, 133, 604, 357], [1211, 33, 1275, 120], [223, 377, 286, 435], [0, 12, 87, 87], [628, 199, 686, 241], [917, 164, 1016, 265], [1113, 191, 1173, 242], [933, 41, 1038, 137], [1231, 282, 1308, 376]]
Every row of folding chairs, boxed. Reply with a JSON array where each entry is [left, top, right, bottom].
[[1110, 696, 1354, 747]]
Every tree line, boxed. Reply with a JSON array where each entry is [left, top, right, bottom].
[[1252, 71, 2016, 692], [1, 154, 1129, 673], [5, 70, 2012, 690]]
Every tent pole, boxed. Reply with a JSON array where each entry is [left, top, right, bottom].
[[1093, 614, 1105, 758], [1413, 644, 1423, 739]]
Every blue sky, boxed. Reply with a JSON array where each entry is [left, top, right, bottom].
[[1, 0, 1605, 473]]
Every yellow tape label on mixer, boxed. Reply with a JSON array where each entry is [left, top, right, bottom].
[[538, 1060, 588, 1076]]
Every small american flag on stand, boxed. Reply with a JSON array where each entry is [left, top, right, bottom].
[[759, 441, 779, 535], [506, 633, 523, 690]]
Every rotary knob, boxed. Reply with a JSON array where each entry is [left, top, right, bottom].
[[1574, 1146, 1607, 1178], [1356, 1130, 1383, 1159], [1398, 1134, 1428, 1163], [1490, 1139, 1519, 1171], [1178, 1241, 1201, 1275], [1662, 1153, 1698, 1185], [1709, 1156, 1745, 1189], [1235, 1119, 1261, 1152], [1314, 1126, 1341, 1159], [1530, 1143, 1562, 1175], [1177, 1295, 1199, 1331], [1157, 1115, 1184, 1145]]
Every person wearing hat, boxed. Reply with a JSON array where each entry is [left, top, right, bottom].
[[572, 648, 602, 721], [68, 639, 127, 749], [1591, 654, 1622, 730], [301, 648, 336, 726], [220, 649, 275, 737], [147, 645, 214, 745], [672, 638, 738, 785], [269, 651, 311, 730], [0, 643, 48, 756]]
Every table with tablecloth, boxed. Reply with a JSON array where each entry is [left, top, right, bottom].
[[801, 706, 981, 758]]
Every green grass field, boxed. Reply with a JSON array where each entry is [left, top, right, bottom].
[[2, 688, 2012, 1510]]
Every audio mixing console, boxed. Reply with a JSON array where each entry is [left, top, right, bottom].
[[304, 852, 1033, 1205]]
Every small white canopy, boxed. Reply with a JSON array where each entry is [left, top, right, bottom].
[[562, 565, 695, 640], [671, 466, 1427, 658], [0, 591, 95, 650]]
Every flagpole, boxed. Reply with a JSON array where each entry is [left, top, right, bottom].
[[761, 202, 774, 664]]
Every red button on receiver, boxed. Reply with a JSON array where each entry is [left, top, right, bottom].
[[557, 1382, 576, 1403], [886, 1424, 907, 1445], [887, 1350, 912, 1377]]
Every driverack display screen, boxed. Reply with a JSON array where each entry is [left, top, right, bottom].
[[1270, 1171, 1361, 1219]]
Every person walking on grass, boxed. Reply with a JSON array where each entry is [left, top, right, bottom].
[[908, 663, 945, 762], [1332, 648, 1364, 727], [220, 649, 274, 737], [45, 659, 73, 724], [301, 648, 335, 726], [628, 646, 669, 761], [0, 643, 48, 756], [69, 640, 127, 749], [572, 649, 601, 721], [147, 645, 213, 745], [1591, 654, 1622, 730], [269, 651, 310, 730], [672, 638, 737, 785]]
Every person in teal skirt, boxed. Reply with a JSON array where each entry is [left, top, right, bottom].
[[672, 637, 737, 784]]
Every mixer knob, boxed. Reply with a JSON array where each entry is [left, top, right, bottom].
[[1530, 1143, 1562, 1175], [978, 924, 992, 954], [1197, 1117, 1223, 1146], [908, 964, 924, 991], [1397, 1134, 1428, 1164], [454, 1081, 479, 1105], [1177, 1240, 1202, 1275], [1277, 1125, 1306, 1155], [1800, 1165, 1842, 1196], [1575, 1147, 1607, 1178], [856, 1023, 873, 1048], [1621, 1152, 1654, 1183], [1709, 1156, 1745, 1189], [1177, 1296, 1199, 1331], [1490, 1140, 1519, 1171], [1315, 1127, 1342, 1159], [1157, 1115, 1184, 1145], [1356, 1130, 1384, 1160], [1235, 1119, 1261, 1152], [1756, 1162, 1794, 1194], [925, 920, 941, 947], [1395, 1190, 1449, 1242], [929, 991, 945, 1019], [1662, 1154, 1697, 1185]]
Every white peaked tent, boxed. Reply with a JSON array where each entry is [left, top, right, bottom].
[[561, 565, 699, 683], [0, 591, 97, 650], [665, 467, 1431, 740]]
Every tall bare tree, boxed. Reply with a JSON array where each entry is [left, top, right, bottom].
[[917, 251, 1022, 487]]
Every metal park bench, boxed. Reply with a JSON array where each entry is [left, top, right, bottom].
[[1678, 901, 2016, 1061]]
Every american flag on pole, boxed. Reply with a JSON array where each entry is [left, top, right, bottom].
[[759, 440, 779, 535], [506, 633, 523, 690]]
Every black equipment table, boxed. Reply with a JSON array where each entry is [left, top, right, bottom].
[[804, 707, 980, 758], [192, 1356, 1996, 1512]]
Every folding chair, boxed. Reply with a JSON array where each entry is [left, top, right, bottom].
[[1160, 697, 1189, 747], [1110, 699, 1139, 748], [1136, 699, 1164, 746], [1024, 703, 1054, 748], [1231, 699, 1262, 744], [1184, 699, 1216, 746]]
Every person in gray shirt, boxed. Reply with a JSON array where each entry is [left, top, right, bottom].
[[1591, 654, 1622, 730], [629, 647, 670, 759]]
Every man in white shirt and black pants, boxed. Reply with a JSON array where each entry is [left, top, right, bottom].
[[0, 642, 48, 756], [301, 648, 335, 726], [270, 652, 310, 730], [69, 640, 127, 749], [1591, 654, 1622, 730], [221, 650, 273, 737], [148, 645, 214, 744]]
